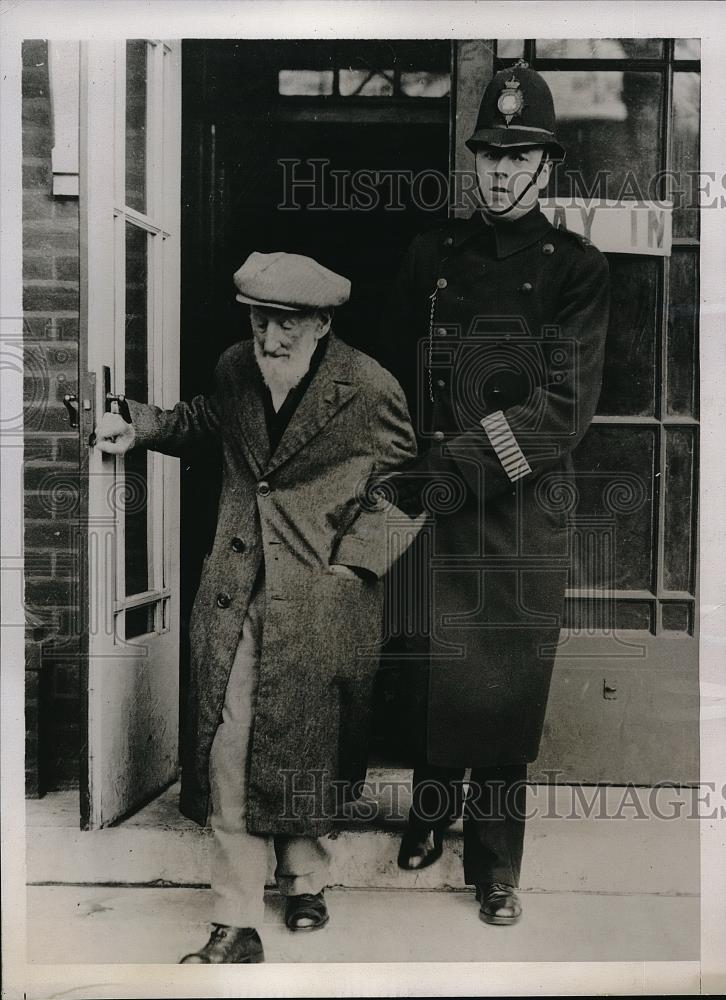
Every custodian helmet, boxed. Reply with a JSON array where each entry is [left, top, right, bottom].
[[466, 63, 565, 161]]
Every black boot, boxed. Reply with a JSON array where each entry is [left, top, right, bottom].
[[179, 924, 264, 963], [397, 819, 444, 870], [476, 883, 522, 925], [284, 890, 329, 931]]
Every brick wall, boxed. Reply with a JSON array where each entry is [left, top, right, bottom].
[[23, 40, 82, 792]]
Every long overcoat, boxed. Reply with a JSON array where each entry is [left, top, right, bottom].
[[377, 206, 611, 769], [127, 334, 417, 835]]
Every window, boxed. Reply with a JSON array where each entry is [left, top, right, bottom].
[[115, 40, 175, 640], [275, 41, 451, 99], [495, 39, 700, 636]]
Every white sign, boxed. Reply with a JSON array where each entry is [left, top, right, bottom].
[[540, 199, 673, 257]]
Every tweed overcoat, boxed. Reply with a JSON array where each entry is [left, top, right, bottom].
[[127, 334, 417, 835], [377, 206, 610, 768]]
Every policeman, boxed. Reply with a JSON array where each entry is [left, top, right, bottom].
[[378, 63, 611, 926]]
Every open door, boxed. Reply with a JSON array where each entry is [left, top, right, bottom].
[[79, 40, 182, 828]]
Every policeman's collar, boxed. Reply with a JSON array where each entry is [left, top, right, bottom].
[[448, 205, 552, 259]]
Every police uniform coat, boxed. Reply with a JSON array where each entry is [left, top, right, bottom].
[[127, 333, 417, 835], [378, 206, 610, 769]]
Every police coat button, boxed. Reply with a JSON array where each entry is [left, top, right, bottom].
[[436, 327, 448, 337], [520, 282, 533, 293], [436, 277, 448, 289], [433, 430, 445, 441], [257, 481, 271, 497], [216, 592, 231, 609], [231, 536, 246, 553], [436, 378, 446, 388], [542, 243, 555, 255], [443, 236, 454, 247]]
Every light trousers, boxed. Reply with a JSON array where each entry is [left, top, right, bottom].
[[208, 583, 330, 928]]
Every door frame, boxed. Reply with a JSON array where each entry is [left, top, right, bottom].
[[78, 39, 182, 828]]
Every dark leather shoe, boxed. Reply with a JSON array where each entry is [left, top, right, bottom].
[[397, 824, 444, 871], [179, 924, 264, 963], [284, 891, 329, 932], [476, 883, 522, 925]]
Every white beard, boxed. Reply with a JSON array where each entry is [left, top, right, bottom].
[[254, 337, 317, 411]]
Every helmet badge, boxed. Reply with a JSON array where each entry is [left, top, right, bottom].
[[497, 77, 524, 126]]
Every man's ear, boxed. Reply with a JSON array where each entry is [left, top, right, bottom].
[[317, 309, 333, 337], [536, 154, 552, 191]]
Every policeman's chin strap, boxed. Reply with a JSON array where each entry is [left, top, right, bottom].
[[480, 155, 548, 218]]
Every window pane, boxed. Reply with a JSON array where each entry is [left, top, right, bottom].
[[125, 224, 148, 402], [563, 598, 653, 631], [125, 222, 150, 596], [124, 448, 150, 596], [570, 426, 656, 591], [278, 69, 333, 96], [536, 39, 663, 59], [664, 427, 696, 593], [496, 39, 525, 59], [672, 72, 700, 238], [667, 250, 698, 417], [400, 71, 450, 98], [125, 603, 155, 639], [615, 600, 653, 630], [598, 256, 659, 417], [543, 71, 662, 201], [126, 40, 148, 213], [563, 598, 609, 631], [674, 39, 700, 59], [662, 602, 692, 632], [339, 68, 394, 97]]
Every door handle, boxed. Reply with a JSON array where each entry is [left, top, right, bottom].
[[103, 364, 131, 421], [88, 367, 134, 447], [63, 393, 79, 429], [106, 392, 132, 422]]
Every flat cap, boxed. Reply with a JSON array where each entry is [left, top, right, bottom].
[[233, 251, 351, 311]]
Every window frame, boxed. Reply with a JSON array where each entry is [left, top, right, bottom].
[[494, 38, 700, 637], [111, 39, 175, 642]]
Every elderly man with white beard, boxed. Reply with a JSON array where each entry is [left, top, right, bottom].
[[94, 251, 420, 963]]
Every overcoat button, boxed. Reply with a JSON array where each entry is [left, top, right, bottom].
[[216, 592, 231, 609], [433, 430, 445, 441], [436, 327, 448, 336], [542, 243, 555, 255], [443, 236, 454, 247], [520, 282, 533, 293], [436, 277, 448, 289], [231, 536, 245, 553], [257, 481, 271, 497], [436, 378, 446, 388]]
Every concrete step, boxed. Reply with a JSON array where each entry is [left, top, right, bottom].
[[26, 769, 700, 896], [26, 884, 700, 965]]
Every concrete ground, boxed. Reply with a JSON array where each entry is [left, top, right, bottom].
[[25, 777, 701, 967], [27, 884, 699, 965]]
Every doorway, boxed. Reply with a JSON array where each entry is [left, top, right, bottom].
[[178, 40, 452, 762], [35, 36, 700, 821]]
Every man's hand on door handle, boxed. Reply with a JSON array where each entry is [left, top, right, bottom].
[[93, 411, 137, 454]]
